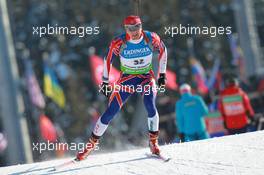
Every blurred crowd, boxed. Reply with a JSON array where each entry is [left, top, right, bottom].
[[0, 0, 262, 163]]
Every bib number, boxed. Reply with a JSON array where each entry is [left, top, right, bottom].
[[134, 59, 144, 65]]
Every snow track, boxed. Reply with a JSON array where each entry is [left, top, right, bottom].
[[1, 131, 264, 175]]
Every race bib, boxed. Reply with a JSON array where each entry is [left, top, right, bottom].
[[120, 38, 153, 74], [222, 95, 245, 116], [120, 55, 153, 74]]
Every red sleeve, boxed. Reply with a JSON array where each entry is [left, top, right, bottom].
[[151, 32, 167, 74], [218, 96, 226, 120], [102, 38, 123, 82], [151, 32, 166, 58], [242, 91, 255, 117]]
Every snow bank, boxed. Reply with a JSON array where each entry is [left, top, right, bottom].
[[1, 131, 264, 175]]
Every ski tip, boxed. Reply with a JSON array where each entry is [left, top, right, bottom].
[[47, 167, 56, 172], [164, 157, 171, 162], [145, 153, 171, 162]]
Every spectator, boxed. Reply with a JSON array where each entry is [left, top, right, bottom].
[[218, 77, 255, 135], [175, 84, 209, 142]]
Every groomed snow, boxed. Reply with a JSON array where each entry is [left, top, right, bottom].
[[1, 131, 264, 175]]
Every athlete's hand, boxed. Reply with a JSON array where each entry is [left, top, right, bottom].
[[158, 73, 166, 87], [100, 82, 112, 97]]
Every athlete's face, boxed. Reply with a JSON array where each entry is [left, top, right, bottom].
[[125, 24, 142, 40]]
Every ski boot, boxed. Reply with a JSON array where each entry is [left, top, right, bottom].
[[149, 131, 160, 155], [75, 133, 100, 161]]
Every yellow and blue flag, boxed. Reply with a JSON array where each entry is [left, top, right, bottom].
[[44, 63, 65, 108]]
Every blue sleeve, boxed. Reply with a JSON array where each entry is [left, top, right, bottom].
[[197, 96, 209, 117], [176, 102, 184, 133]]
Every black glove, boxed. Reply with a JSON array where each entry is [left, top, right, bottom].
[[158, 73, 166, 87], [100, 82, 112, 97], [178, 133, 185, 142]]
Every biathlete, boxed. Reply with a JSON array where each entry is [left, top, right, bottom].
[[75, 15, 168, 161]]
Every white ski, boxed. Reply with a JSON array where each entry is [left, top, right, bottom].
[[145, 153, 171, 162]]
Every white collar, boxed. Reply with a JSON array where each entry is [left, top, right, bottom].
[[128, 35, 143, 44]]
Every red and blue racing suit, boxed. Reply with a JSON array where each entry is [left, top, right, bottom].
[[93, 31, 167, 136]]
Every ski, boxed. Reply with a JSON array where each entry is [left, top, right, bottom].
[[145, 153, 171, 162], [37, 152, 170, 173], [48, 159, 78, 172], [48, 152, 170, 172]]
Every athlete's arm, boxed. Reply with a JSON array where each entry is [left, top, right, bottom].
[[102, 37, 123, 83], [151, 32, 167, 74]]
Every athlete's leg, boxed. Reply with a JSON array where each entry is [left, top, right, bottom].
[[143, 86, 159, 132], [93, 74, 142, 137], [93, 91, 131, 136], [76, 78, 134, 161], [142, 83, 160, 155]]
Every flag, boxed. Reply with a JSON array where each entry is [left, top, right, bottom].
[[228, 34, 241, 66], [89, 55, 120, 85], [206, 58, 221, 90], [24, 59, 46, 109], [39, 114, 57, 142], [214, 71, 224, 92], [190, 58, 208, 94], [166, 69, 178, 90], [44, 63, 65, 108], [228, 34, 246, 80]]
